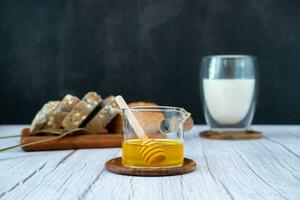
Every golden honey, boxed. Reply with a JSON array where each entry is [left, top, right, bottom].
[[122, 139, 183, 167]]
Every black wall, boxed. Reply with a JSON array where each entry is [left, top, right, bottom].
[[0, 0, 300, 124]]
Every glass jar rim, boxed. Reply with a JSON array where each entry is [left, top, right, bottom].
[[203, 54, 256, 59], [123, 106, 185, 113]]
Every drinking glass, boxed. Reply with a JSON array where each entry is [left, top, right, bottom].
[[200, 55, 258, 131]]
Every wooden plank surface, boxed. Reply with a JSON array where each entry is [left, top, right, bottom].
[[0, 125, 299, 200]]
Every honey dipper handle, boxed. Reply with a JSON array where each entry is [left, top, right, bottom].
[[115, 96, 148, 140]]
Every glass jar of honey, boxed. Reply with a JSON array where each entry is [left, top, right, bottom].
[[121, 106, 190, 168]]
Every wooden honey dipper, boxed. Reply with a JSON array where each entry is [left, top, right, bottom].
[[115, 96, 166, 164]]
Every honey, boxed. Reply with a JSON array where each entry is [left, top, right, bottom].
[[122, 139, 183, 167]]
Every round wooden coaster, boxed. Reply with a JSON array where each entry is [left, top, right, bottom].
[[200, 130, 263, 140], [105, 157, 197, 176]]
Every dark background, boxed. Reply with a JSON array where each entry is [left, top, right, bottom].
[[0, 0, 299, 124]]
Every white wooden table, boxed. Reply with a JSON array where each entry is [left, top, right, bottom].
[[0, 125, 299, 200]]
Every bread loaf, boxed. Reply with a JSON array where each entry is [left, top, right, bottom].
[[107, 101, 163, 134], [184, 117, 194, 131], [130, 102, 164, 134], [62, 92, 102, 130], [108, 101, 193, 134]]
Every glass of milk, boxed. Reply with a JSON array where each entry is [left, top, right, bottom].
[[200, 55, 258, 131]]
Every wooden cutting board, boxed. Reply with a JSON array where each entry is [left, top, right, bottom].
[[21, 128, 123, 151]]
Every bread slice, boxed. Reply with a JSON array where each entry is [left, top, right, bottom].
[[30, 101, 60, 132], [48, 94, 80, 130], [30, 94, 80, 133], [60, 94, 80, 113], [85, 96, 119, 134], [106, 114, 123, 133], [62, 92, 102, 130]]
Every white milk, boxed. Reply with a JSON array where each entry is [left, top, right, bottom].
[[203, 79, 255, 124]]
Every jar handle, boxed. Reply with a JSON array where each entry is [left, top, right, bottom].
[[181, 108, 193, 131]]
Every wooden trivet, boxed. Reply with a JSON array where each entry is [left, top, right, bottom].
[[199, 130, 263, 140], [105, 157, 197, 176], [21, 128, 122, 151]]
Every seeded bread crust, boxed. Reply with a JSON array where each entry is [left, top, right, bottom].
[[85, 96, 119, 134], [62, 92, 102, 130]]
